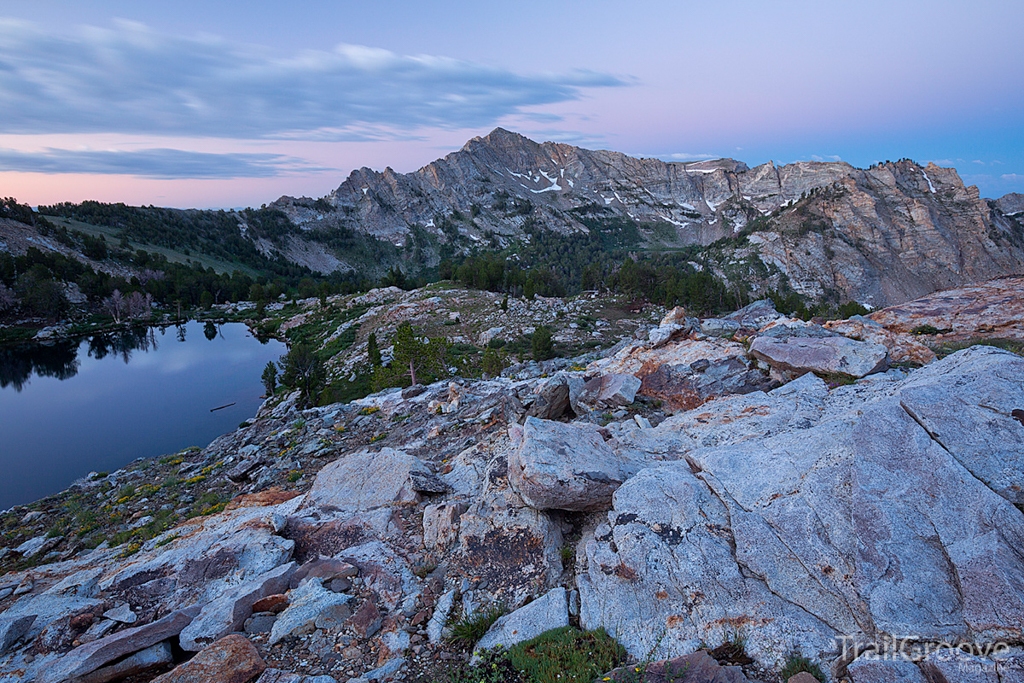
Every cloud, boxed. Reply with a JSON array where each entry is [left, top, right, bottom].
[[0, 19, 626, 140], [0, 147, 329, 179], [810, 154, 843, 162], [1002, 174, 1023, 182]]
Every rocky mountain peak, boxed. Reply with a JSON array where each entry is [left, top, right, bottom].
[[271, 131, 1024, 309]]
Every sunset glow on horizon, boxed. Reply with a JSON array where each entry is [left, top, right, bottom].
[[1, 0, 1021, 208]]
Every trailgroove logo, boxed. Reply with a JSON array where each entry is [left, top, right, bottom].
[[838, 635, 1014, 663]]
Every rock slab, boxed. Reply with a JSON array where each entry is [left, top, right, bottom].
[[37, 607, 199, 683], [475, 587, 568, 653], [604, 650, 748, 683], [509, 417, 632, 512], [749, 334, 888, 378]]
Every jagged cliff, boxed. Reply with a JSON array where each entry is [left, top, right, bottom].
[[274, 129, 1024, 307]]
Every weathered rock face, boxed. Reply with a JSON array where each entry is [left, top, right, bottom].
[[579, 347, 1024, 669], [179, 562, 296, 651], [824, 315, 936, 365], [896, 347, 1024, 504], [638, 356, 776, 412], [749, 334, 889, 379], [269, 579, 352, 645], [508, 417, 635, 512]]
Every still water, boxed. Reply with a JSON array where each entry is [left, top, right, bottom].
[[0, 321, 285, 510]]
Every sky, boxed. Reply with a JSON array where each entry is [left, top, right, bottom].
[[0, 0, 1021, 209]]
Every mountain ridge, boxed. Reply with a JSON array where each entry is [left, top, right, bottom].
[[270, 128, 1024, 308]]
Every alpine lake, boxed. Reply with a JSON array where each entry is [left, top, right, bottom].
[[0, 320, 286, 510]]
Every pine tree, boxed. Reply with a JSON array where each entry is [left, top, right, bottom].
[[367, 332, 382, 366]]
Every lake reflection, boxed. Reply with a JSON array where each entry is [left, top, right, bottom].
[[0, 321, 286, 509]]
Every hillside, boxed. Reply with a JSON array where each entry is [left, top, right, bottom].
[[1, 279, 1023, 683]]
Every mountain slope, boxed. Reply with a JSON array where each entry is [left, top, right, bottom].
[[28, 129, 1024, 309]]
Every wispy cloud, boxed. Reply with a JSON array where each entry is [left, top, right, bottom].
[[0, 147, 329, 179], [0, 19, 626, 140]]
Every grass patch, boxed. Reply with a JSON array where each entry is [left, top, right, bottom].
[[426, 645, 525, 683], [816, 371, 857, 389], [189, 492, 228, 518], [508, 626, 626, 683], [448, 604, 506, 647], [780, 651, 825, 682]]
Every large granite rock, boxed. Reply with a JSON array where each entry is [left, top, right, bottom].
[[579, 347, 1024, 667], [749, 334, 888, 379], [298, 448, 428, 514], [920, 647, 1000, 683], [575, 373, 642, 411], [509, 417, 634, 512], [0, 615, 35, 655], [604, 650, 749, 683], [724, 299, 785, 332], [868, 277, 1024, 342], [638, 356, 776, 412], [847, 657, 928, 683], [525, 374, 574, 420], [824, 315, 936, 365], [98, 500, 300, 612], [896, 346, 1024, 504]]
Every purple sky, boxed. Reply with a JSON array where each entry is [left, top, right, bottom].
[[1, 0, 1021, 208]]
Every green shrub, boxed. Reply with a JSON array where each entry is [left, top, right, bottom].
[[532, 325, 554, 361], [481, 346, 508, 377]]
